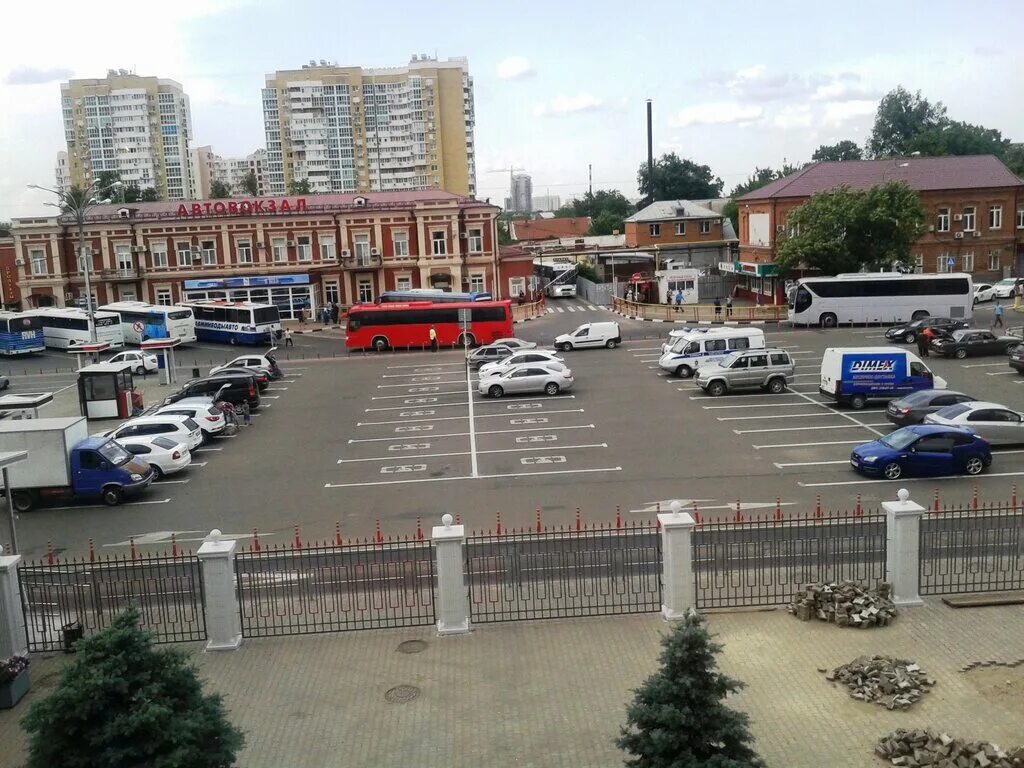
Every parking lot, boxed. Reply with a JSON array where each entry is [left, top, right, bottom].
[[5, 301, 1024, 559]]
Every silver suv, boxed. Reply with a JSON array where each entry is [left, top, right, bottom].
[[695, 348, 795, 397]]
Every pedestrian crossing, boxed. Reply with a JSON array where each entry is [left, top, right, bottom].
[[545, 302, 606, 314]]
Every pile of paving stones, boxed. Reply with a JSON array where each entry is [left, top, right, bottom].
[[823, 655, 934, 710], [876, 729, 1024, 767], [789, 580, 897, 628]]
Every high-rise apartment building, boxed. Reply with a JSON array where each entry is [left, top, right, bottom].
[[532, 194, 561, 212], [262, 56, 476, 196], [509, 173, 532, 213], [54, 151, 71, 193], [191, 146, 267, 198], [60, 70, 194, 201]]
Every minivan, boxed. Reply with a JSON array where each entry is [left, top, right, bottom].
[[554, 321, 621, 351], [659, 327, 766, 378], [163, 372, 261, 409]]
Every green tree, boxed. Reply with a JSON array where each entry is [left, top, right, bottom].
[[908, 120, 1011, 158], [287, 179, 312, 195], [209, 179, 232, 199], [637, 153, 723, 202], [497, 219, 513, 246], [1005, 143, 1024, 177], [812, 140, 864, 162], [868, 86, 947, 158], [242, 170, 259, 196], [557, 189, 635, 235], [121, 183, 143, 203], [21, 608, 244, 768], [590, 209, 625, 236], [775, 182, 925, 274], [618, 611, 762, 768], [140, 187, 160, 202], [95, 170, 122, 195]]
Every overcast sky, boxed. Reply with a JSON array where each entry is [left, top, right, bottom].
[[2, 0, 1022, 218]]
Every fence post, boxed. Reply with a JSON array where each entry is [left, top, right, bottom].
[[0, 546, 27, 659], [196, 529, 243, 651], [882, 489, 925, 607], [432, 514, 470, 635], [658, 503, 697, 620]]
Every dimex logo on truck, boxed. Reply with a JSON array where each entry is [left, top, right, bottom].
[[850, 360, 896, 373]]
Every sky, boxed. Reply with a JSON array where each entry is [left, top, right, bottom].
[[2, 0, 1023, 218]]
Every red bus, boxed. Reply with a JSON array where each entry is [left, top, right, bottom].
[[345, 300, 514, 351]]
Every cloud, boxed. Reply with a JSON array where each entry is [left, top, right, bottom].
[[533, 93, 604, 118], [5, 67, 74, 85], [973, 45, 1002, 57], [668, 102, 763, 128], [822, 100, 877, 126], [708, 64, 832, 102], [811, 80, 881, 103], [772, 104, 813, 129], [496, 56, 535, 80]]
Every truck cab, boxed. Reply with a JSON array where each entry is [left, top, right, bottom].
[[68, 437, 155, 506]]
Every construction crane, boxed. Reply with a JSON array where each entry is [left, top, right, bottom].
[[485, 166, 525, 210]]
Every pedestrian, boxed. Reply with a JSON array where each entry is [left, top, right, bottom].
[[321, 306, 330, 326], [330, 301, 340, 324], [240, 400, 251, 426], [298, 306, 306, 326], [726, 295, 734, 317], [666, 289, 672, 305], [994, 300, 1004, 328], [714, 297, 721, 319], [284, 327, 294, 347], [626, 288, 634, 302], [429, 325, 438, 352], [917, 326, 933, 358], [674, 288, 682, 312]]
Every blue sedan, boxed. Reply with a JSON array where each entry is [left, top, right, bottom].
[[850, 425, 991, 480]]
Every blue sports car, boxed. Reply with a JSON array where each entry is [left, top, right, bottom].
[[850, 425, 991, 480]]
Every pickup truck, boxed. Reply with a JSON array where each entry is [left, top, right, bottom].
[[0, 417, 155, 511]]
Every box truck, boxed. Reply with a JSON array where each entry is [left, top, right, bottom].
[[819, 347, 946, 410]]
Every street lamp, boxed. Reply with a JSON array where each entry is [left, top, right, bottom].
[[27, 179, 122, 343]]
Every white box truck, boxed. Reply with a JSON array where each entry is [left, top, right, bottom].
[[819, 347, 947, 410]]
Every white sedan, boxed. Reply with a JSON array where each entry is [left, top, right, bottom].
[[973, 284, 995, 304], [924, 401, 1024, 445], [107, 350, 158, 375], [491, 337, 537, 351], [992, 278, 1018, 299], [478, 350, 565, 377], [478, 364, 574, 398], [116, 435, 191, 479]]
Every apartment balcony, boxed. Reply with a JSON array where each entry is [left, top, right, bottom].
[[342, 253, 382, 269]]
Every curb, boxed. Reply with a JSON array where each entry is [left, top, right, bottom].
[[291, 326, 344, 335], [611, 310, 773, 326]]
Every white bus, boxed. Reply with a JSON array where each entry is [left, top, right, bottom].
[[99, 301, 197, 345], [788, 273, 974, 327], [29, 307, 125, 350], [178, 300, 282, 345]]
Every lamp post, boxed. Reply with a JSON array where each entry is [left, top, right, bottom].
[[28, 179, 121, 343]]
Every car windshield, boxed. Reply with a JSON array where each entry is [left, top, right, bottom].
[[935, 403, 971, 419], [878, 429, 920, 450], [152, 436, 178, 450], [720, 352, 743, 368], [98, 441, 133, 465]]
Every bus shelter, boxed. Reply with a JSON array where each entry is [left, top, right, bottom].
[[77, 361, 134, 420], [140, 338, 182, 386]]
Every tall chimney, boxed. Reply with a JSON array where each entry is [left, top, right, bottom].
[[646, 99, 655, 203]]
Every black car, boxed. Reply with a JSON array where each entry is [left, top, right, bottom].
[[1010, 346, 1024, 374], [884, 317, 968, 344], [163, 372, 261, 409], [930, 329, 1021, 359], [211, 366, 270, 391], [885, 389, 976, 426]]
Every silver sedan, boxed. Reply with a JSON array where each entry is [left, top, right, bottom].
[[923, 401, 1024, 445], [478, 365, 574, 398]]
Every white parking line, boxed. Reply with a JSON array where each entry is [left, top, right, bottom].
[[370, 390, 468, 401], [790, 373, 820, 378], [689, 392, 806, 401], [702, 402, 824, 410], [376, 381, 468, 390], [799, 471, 1024, 488], [195, 447, 223, 452], [267, 387, 289, 391], [347, 424, 595, 444], [962, 362, 1006, 368], [464, 360, 479, 478], [261, 395, 280, 399], [753, 439, 865, 449], [735, 423, 887, 434], [154, 479, 190, 485], [385, 362, 465, 370], [190, 462, 208, 467], [380, 371, 466, 379], [338, 443, 608, 463], [46, 498, 172, 511], [357, 409, 585, 427], [324, 465, 621, 489], [717, 411, 848, 422], [364, 395, 576, 413], [986, 371, 1016, 376], [774, 459, 851, 468]]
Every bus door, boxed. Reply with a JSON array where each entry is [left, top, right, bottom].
[[145, 312, 168, 339]]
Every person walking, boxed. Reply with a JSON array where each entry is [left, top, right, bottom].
[[298, 306, 306, 326], [917, 326, 934, 358], [330, 301, 340, 325], [993, 300, 1004, 328], [674, 288, 682, 312], [713, 297, 722, 319], [666, 289, 672, 305], [240, 400, 251, 427], [726, 295, 734, 318], [284, 327, 294, 347], [429, 325, 438, 352]]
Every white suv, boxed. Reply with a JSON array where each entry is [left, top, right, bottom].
[[99, 415, 203, 451]]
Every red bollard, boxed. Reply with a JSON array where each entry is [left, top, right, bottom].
[[415, 518, 423, 541], [855, 493, 862, 518], [253, 528, 261, 552], [171, 533, 178, 558], [495, 511, 502, 536], [294, 525, 302, 549], [375, 519, 383, 544], [815, 493, 822, 519], [972, 486, 978, 511], [88, 538, 95, 564], [46, 540, 54, 566], [774, 497, 782, 523], [1013, 485, 1018, 511], [734, 500, 742, 525], [933, 489, 940, 514], [336, 521, 343, 546], [575, 506, 581, 532], [535, 508, 542, 533], [130, 537, 137, 561], [615, 505, 622, 529]]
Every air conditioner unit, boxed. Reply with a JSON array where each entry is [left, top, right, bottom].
[[370, 247, 380, 256], [973, 231, 981, 238], [341, 249, 351, 258], [776, 225, 785, 233], [954, 232, 964, 240], [286, 240, 296, 247], [15, 258, 24, 266], [927, 225, 935, 232], [131, 245, 146, 253], [460, 231, 468, 238], [954, 214, 963, 221]]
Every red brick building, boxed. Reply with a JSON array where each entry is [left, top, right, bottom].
[[0, 237, 21, 310], [9, 191, 521, 316], [509, 217, 591, 242], [735, 155, 1024, 301]]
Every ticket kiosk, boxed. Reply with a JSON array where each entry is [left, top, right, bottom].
[[77, 361, 134, 419]]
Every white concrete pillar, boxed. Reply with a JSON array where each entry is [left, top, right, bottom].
[[196, 530, 242, 651], [0, 548, 27, 659], [883, 488, 925, 607], [659, 502, 696, 620], [431, 514, 470, 636]]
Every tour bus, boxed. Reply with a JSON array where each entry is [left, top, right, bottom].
[[377, 290, 493, 304], [99, 301, 197, 345], [178, 300, 282, 345], [345, 300, 513, 351], [0, 311, 45, 356], [788, 272, 974, 327], [29, 307, 125, 350]]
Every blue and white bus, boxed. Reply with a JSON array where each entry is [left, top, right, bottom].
[[377, 290, 492, 304], [0, 311, 45, 356], [28, 308, 125, 350], [178, 300, 282, 345], [99, 301, 197, 345]]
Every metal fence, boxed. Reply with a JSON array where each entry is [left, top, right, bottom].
[[465, 524, 662, 623], [920, 504, 1024, 595], [577, 276, 614, 306], [235, 540, 435, 637], [694, 513, 887, 609], [18, 553, 207, 652]]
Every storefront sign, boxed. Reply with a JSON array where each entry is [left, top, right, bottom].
[[183, 274, 310, 290], [175, 198, 308, 218]]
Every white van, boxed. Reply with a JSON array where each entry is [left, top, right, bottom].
[[819, 347, 947, 409], [547, 284, 577, 298], [661, 325, 728, 353], [555, 321, 621, 351], [659, 327, 766, 378]]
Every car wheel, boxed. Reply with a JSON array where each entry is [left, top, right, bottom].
[[964, 456, 985, 476], [707, 381, 726, 397], [229, 335, 237, 345], [488, 385, 504, 398], [372, 336, 390, 352], [134, 365, 146, 375], [151, 465, 164, 480], [458, 333, 476, 348], [605, 339, 616, 349], [850, 394, 867, 410], [904, 332, 916, 344], [676, 365, 693, 379], [559, 342, 573, 352], [954, 348, 968, 359], [766, 378, 786, 394], [102, 486, 123, 506], [544, 382, 560, 396], [883, 462, 903, 480], [820, 313, 838, 328]]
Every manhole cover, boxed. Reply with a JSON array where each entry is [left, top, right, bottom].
[[397, 639, 427, 654], [384, 685, 421, 704]]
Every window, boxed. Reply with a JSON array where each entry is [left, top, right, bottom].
[[151, 243, 168, 268], [989, 206, 1002, 230], [962, 252, 974, 272], [393, 230, 409, 258], [706, 338, 727, 352], [156, 287, 172, 306], [236, 239, 252, 264], [770, 353, 791, 366], [674, 222, 685, 236], [297, 235, 312, 261], [175, 241, 191, 267], [272, 237, 287, 262], [431, 230, 447, 255], [468, 228, 483, 253], [354, 233, 370, 262], [324, 282, 340, 305], [649, 223, 660, 237], [729, 338, 750, 350], [989, 251, 1001, 271], [357, 278, 373, 303], [29, 248, 47, 276], [936, 254, 951, 274], [509, 277, 525, 297], [469, 273, 485, 293], [319, 235, 335, 261], [748, 354, 768, 368], [936, 208, 950, 232], [396, 276, 412, 291], [913, 254, 924, 273], [201, 240, 216, 266], [1018, 208, 1024, 229], [962, 206, 976, 232], [700, 220, 711, 234]]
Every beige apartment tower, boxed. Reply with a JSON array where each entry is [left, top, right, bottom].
[[60, 70, 194, 200], [262, 56, 476, 196]]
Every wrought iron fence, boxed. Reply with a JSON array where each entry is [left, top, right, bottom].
[[694, 513, 887, 609], [235, 540, 435, 636], [19, 553, 207, 652], [920, 504, 1024, 595], [465, 523, 662, 623]]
